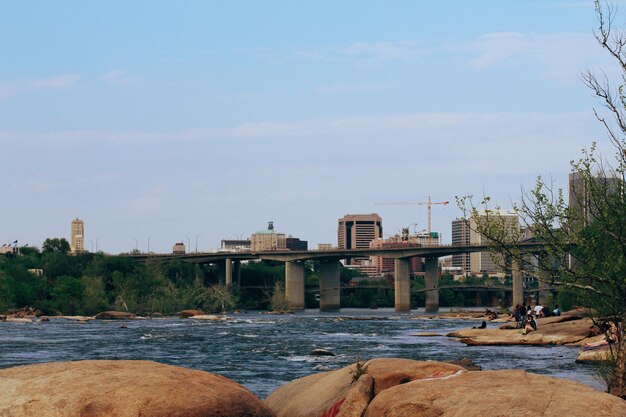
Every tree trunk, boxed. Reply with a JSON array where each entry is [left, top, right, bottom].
[[610, 323, 626, 399]]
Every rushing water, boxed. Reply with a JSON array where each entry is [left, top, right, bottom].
[[0, 308, 604, 398]]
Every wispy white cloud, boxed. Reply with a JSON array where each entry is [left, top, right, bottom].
[[0, 111, 604, 175], [285, 31, 607, 82], [101, 69, 142, 86], [454, 32, 610, 81], [0, 74, 80, 100]]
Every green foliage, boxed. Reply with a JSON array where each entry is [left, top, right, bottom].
[[557, 288, 582, 312], [269, 281, 289, 311], [350, 358, 369, 384], [42, 238, 70, 255], [457, 1, 626, 397], [454, 293, 465, 307], [199, 284, 238, 313], [50, 275, 85, 315], [439, 289, 455, 306]]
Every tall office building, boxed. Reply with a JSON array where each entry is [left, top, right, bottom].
[[451, 218, 471, 273], [338, 214, 382, 250], [469, 210, 519, 274], [70, 218, 85, 254], [569, 171, 622, 225], [338, 213, 382, 266]]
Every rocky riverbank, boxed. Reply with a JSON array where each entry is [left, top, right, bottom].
[[0, 308, 234, 323], [440, 309, 610, 366], [2, 358, 622, 417]]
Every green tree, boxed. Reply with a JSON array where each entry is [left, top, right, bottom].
[[458, 1, 626, 398], [269, 281, 288, 311], [200, 284, 238, 313], [50, 275, 85, 315], [42, 238, 71, 255]]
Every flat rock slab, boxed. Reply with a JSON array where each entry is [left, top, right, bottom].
[[4, 317, 33, 323], [576, 345, 612, 363], [363, 369, 626, 417], [190, 314, 228, 321], [0, 360, 274, 417], [94, 311, 138, 320], [449, 317, 600, 346], [54, 315, 95, 322]]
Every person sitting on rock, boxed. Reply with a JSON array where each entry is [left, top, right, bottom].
[[584, 322, 618, 350], [553, 305, 561, 316], [523, 315, 538, 335], [517, 305, 526, 328], [472, 320, 487, 329]]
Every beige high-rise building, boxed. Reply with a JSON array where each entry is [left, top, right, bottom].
[[338, 213, 382, 266], [338, 214, 382, 250], [71, 218, 85, 254], [451, 218, 471, 273], [469, 210, 519, 274]]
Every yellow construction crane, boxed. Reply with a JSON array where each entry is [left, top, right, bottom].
[[376, 195, 449, 245]]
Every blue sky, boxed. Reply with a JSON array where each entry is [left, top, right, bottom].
[[0, 1, 620, 253]]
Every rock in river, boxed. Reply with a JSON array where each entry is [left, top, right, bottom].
[[310, 348, 335, 356], [265, 358, 464, 417], [0, 360, 274, 417], [179, 309, 204, 318], [448, 316, 601, 346], [363, 369, 626, 417], [93, 310, 137, 320]]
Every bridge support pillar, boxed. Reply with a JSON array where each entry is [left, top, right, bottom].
[[424, 257, 439, 313], [224, 258, 232, 289], [319, 260, 341, 311], [512, 259, 524, 307], [394, 258, 411, 312], [490, 292, 500, 307], [285, 261, 305, 311], [234, 260, 241, 287], [537, 265, 551, 305]]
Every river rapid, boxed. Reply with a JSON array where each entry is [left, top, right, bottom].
[[0, 308, 603, 398]]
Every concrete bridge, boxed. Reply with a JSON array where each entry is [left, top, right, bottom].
[[133, 242, 546, 313]]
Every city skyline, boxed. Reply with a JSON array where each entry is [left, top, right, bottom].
[[1, 1, 619, 253]]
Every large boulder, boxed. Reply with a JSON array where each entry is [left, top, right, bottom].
[[265, 358, 464, 417], [363, 369, 626, 417], [449, 317, 600, 346], [0, 360, 274, 417], [94, 310, 136, 320]]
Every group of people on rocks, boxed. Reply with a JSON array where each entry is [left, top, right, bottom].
[[512, 303, 560, 334]]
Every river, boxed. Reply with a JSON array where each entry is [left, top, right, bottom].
[[0, 308, 603, 398]]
